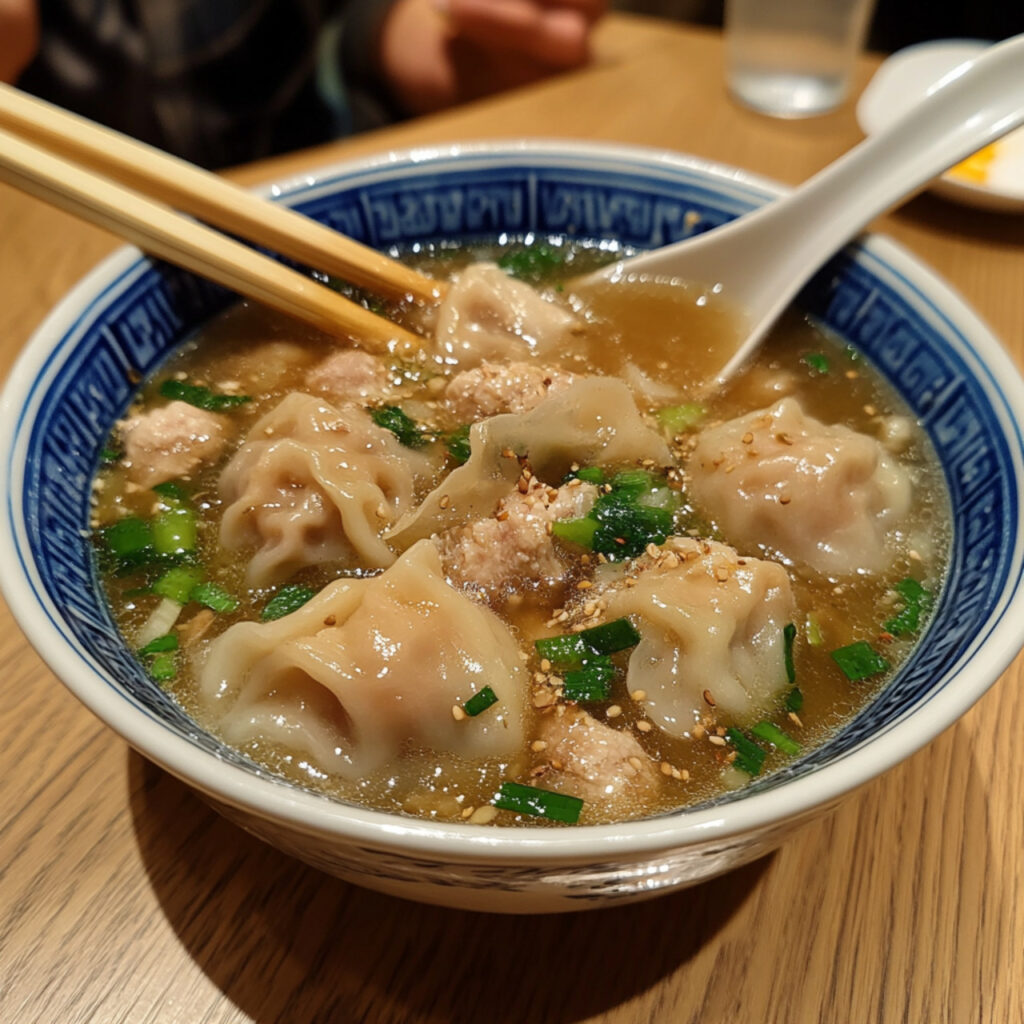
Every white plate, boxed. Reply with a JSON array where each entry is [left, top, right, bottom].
[[857, 40, 1024, 212]]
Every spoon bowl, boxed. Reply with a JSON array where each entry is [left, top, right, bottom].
[[582, 32, 1024, 382]]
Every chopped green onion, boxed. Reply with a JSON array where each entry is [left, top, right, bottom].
[[262, 584, 318, 621], [534, 632, 591, 667], [571, 466, 605, 485], [783, 622, 796, 684], [609, 469, 657, 496], [159, 379, 251, 411], [463, 686, 499, 717], [562, 658, 615, 701], [577, 617, 642, 656], [190, 581, 239, 613], [493, 781, 583, 823], [802, 352, 830, 374], [884, 577, 933, 637], [831, 641, 890, 681], [152, 566, 204, 605], [497, 243, 565, 283], [101, 517, 153, 559], [590, 491, 675, 557], [806, 612, 825, 647], [370, 404, 427, 448], [151, 505, 197, 556], [138, 633, 178, 656], [445, 423, 472, 464], [725, 728, 768, 776], [656, 402, 706, 434], [148, 652, 177, 682], [100, 445, 122, 464], [751, 720, 802, 755], [551, 517, 599, 548], [785, 687, 804, 712], [152, 480, 190, 503]]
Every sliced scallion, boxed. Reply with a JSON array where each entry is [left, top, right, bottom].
[[656, 401, 706, 435], [152, 566, 204, 605], [725, 728, 767, 776], [190, 581, 239, 613], [493, 781, 583, 823], [783, 622, 796, 684], [138, 633, 178, 656], [445, 423, 472, 464], [550, 517, 599, 548], [370, 405, 427, 448], [751, 720, 801, 755], [148, 652, 177, 682], [884, 577, 933, 637], [463, 686, 499, 717], [262, 584, 317, 621], [159, 379, 251, 411], [576, 617, 642, 656], [831, 641, 890, 681], [785, 687, 804, 712], [562, 658, 615, 701], [802, 352, 830, 374], [151, 505, 197, 556]]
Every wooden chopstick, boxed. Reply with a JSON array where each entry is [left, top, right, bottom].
[[0, 83, 442, 304], [0, 125, 424, 352]]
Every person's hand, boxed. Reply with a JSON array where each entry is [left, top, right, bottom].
[[379, 0, 607, 116], [0, 0, 38, 83]]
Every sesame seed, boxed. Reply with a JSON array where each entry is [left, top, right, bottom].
[[576, 580, 593, 590], [708, 735, 727, 747], [451, 705, 466, 721], [439, 494, 450, 509], [469, 805, 498, 824], [628, 756, 644, 772], [779, 495, 792, 505], [531, 740, 548, 752], [660, 761, 674, 776], [540, 658, 552, 672], [692, 723, 706, 739], [606, 705, 623, 718], [323, 615, 337, 626], [741, 431, 754, 445], [788, 711, 803, 728], [631, 689, 647, 701], [637, 720, 653, 732]]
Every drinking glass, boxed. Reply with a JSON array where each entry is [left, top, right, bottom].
[[725, 0, 878, 117]]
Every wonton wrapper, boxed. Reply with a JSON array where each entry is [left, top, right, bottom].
[[687, 397, 913, 577], [219, 392, 434, 586], [196, 541, 527, 779], [389, 376, 672, 546], [600, 538, 796, 732]]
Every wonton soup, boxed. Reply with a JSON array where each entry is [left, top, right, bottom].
[[90, 241, 949, 827]]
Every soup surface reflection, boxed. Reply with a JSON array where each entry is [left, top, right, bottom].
[[91, 241, 949, 826]]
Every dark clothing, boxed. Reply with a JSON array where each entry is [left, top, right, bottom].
[[18, 0, 399, 169]]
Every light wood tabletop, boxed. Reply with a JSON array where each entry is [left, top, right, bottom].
[[2, 14, 1022, 1024]]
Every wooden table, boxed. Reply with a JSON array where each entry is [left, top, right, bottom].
[[2, 15, 1022, 1023]]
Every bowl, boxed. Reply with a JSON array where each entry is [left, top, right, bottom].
[[2, 141, 1023, 914]]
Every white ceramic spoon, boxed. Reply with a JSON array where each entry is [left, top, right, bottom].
[[583, 32, 1024, 382]]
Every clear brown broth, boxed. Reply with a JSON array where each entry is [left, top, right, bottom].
[[92, 241, 950, 826]]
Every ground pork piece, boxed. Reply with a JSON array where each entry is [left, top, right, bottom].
[[533, 706, 661, 819], [444, 360, 578, 420], [306, 349, 392, 401], [121, 400, 229, 487], [438, 478, 596, 595]]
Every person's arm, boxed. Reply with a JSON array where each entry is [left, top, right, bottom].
[[378, 0, 607, 117], [0, 0, 38, 83]]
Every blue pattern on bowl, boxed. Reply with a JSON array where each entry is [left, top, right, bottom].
[[9, 146, 1023, 809]]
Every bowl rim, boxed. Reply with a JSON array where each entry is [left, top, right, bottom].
[[3, 138, 1023, 861]]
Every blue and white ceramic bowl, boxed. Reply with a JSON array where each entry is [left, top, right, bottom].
[[3, 141, 1023, 913]]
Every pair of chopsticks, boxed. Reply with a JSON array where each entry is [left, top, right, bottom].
[[0, 83, 442, 351]]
